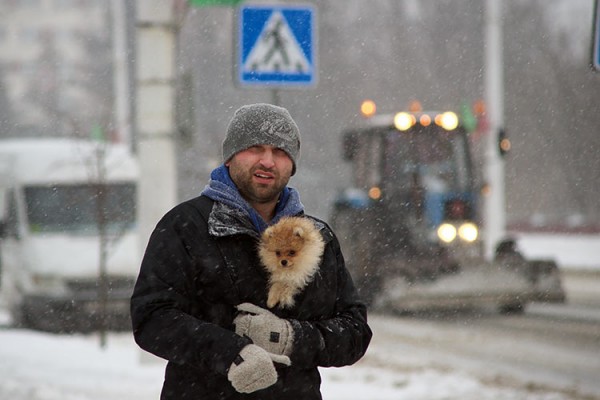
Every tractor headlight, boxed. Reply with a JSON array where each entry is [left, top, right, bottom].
[[458, 222, 478, 242], [394, 112, 415, 131], [437, 222, 479, 244], [437, 223, 457, 243]]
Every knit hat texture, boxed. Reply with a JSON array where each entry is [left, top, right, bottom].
[[223, 103, 301, 175]]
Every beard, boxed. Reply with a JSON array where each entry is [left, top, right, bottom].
[[228, 162, 291, 205]]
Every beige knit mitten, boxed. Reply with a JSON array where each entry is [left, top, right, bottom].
[[234, 303, 294, 356], [227, 344, 291, 393]]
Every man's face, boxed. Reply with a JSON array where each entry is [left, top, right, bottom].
[[226, 145, 294, 205]]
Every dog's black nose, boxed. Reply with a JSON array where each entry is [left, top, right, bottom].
[[281, 260, 288, 266]]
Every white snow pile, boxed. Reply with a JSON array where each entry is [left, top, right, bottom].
[[516, 233, 600, 270], [0, 326, 575, 400]]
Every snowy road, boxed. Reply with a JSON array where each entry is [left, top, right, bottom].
[[362, 304, 600, 400], [354, 270, 600, 399]]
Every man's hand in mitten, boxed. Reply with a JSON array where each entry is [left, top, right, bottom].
[[227, 344, 291, 394], [234, 303, 294, 356]]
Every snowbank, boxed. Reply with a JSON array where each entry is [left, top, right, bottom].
[[516, 234, 600, 270], [0, 328, 578, 400]]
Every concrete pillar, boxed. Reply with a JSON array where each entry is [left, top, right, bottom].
[[135, 0, 178, 250]]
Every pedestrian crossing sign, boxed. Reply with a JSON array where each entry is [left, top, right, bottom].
[[238, 4, 316, 86]]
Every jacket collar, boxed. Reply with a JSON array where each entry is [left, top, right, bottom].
[[207, 201, 328, 241], [207, 201, 260, 238]]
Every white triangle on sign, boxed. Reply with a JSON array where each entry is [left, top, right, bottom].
[[243, 11, 311, 74]]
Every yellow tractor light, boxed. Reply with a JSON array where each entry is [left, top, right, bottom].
[[437, 111, 459, 131], [394, 112, 415, 131], [360, 100, 377, 118], [368, 186, 382, 200], [419, 114, 432, 126]]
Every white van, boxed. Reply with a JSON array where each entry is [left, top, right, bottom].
[[0, 138, 139, 332]]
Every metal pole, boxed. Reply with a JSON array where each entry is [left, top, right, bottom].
[[111, 0, 131, 146], [94, 146, 108, 348], [271, 88, 280, 106], [483, 0, 506, 260]]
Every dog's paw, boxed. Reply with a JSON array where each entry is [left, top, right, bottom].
[[266, 294, 279, 309], [279, 295, 296, 309]]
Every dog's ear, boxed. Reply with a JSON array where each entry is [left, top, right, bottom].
[[293, 226, 305, 238], [264, 226, 275, 239]]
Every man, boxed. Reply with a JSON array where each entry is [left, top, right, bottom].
[[130, 103, 372, 399]]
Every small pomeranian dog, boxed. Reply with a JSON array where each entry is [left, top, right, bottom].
[[258, 216, 325, 309]]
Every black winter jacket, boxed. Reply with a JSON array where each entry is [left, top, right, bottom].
[[131, 195, 372, 400]]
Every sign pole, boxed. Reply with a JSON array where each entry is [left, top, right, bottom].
[[271, 89, 280, 106], [483, 0, 506, 260]]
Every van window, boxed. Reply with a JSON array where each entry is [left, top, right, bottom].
[[24, 183, 136, 235]]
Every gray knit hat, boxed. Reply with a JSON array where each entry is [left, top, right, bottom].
[[223, 103, 301, 175]]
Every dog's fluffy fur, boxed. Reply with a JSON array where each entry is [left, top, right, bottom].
[[259, 217, 325, 309]]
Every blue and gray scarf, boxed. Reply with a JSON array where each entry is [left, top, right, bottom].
[[201, 164, 304, 233]]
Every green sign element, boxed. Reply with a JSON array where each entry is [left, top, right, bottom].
[[460, 102, 477, 133]]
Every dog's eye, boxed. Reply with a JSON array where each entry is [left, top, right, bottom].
[[275, 251, 281, 257], [288, 250, 296, 256]]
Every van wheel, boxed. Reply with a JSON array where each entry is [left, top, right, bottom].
[[499, 302, 525, 314], [10, 304, 32, 329]]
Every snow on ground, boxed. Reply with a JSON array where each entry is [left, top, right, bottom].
[[0, 327, 574, 400], [0, 329, 163, 400]]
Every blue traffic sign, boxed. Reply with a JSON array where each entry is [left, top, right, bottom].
[[238, 4, 316, 86]]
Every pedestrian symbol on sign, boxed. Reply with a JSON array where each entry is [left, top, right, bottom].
[[238, 5, 316, 86]]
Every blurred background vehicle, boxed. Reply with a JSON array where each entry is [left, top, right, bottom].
[[0, 138, 139, 332], [331, 103, 565, 313]]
